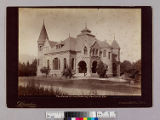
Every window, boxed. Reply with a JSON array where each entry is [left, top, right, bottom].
[[39, 46, 42, 51], [53, 58, 59, 70], [56, 44, 64, 49], [58, 59, 60, 70], [64, 58, 67, 69], [108, 52, 111, 59], [99, 51, 102, 57], [96, 49, 98, 56], [103, 50, 106, 57], [84, 46, 87, 55], [71, 58, 74, 70]]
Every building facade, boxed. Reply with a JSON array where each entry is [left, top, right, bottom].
[[37, 23, 120, 77]]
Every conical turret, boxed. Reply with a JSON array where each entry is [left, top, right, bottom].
[[111, 35, 120, 49], [37, 21, 49, 46]]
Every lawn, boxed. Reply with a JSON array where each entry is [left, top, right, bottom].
[[18, 76, 141, 96]]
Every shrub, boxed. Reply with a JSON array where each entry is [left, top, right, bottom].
[[62, 67, 73, 78], [40, 67, 50, 77], [96, 61, 108, 78]]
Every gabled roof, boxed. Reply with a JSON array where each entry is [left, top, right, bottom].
[[37, 23, 49, 44], [112, 40, 120, 49]]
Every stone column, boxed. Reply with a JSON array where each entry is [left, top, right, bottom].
[[86, 59, 91, 76]]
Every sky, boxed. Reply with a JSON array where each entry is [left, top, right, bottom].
[[19, 8, 141, 62]]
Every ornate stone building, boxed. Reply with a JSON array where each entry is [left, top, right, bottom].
[[37, 23, 120, 77]]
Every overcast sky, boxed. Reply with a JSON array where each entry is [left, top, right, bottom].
[[19, 8, 141, 62]]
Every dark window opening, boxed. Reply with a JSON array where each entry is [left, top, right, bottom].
[[71, 58, 74, 70], [64, 58, 67, 69]]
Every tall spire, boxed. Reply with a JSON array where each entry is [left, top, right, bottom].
[[112, 34, 120, 49], [37, 20, 49, 44]]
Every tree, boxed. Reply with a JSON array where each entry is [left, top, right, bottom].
[[18, 59, 37, 76], [120, 60, 132, 74], [132, 59, 141, 73], [40, 67, 50, 77], [96, 61, 108, 78], [132, 59, 141, 82]]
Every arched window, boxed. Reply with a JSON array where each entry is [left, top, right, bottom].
[[71, 58, 74, 70], [96, 49, 98, 56], [39, 46, 42, 51], [103, 50, 106, 57], [64, 58, 67, 69], [53, 58, 58, 70], [84, 46, 87, 55]]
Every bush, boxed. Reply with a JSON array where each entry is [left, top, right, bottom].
[[96, 61, 108, 78], [40, 67, 50, 77], [62, 67, 73, 78]]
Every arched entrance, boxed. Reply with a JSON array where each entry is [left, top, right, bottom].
[[78, 61, 87, 73], [92, 61, 97, 73]]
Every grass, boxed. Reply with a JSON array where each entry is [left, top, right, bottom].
[[18, 85, 68, 96], [18, 76, 141, 96]]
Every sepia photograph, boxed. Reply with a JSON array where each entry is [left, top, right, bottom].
[[7, 6, 152, 108], [18, 8, 141, 96]]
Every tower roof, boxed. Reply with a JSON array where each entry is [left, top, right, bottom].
[[81, 26, 91, 33], [112, 40, 120, 49], [37, 22, 49, 44], [78, 25, 95, 37]]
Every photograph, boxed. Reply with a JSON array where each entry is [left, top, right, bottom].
[[18, 8, 142, 96], [7, 7, 152, 108]]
